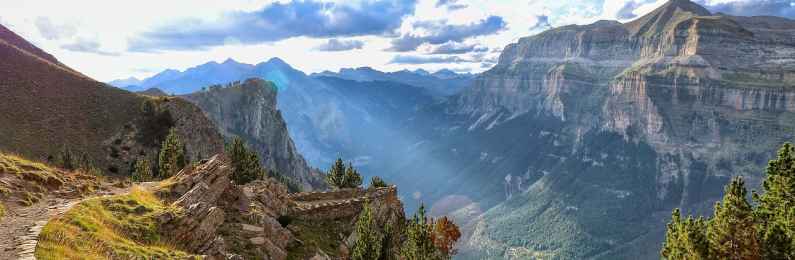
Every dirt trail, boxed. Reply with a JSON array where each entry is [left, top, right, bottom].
[[0, 184, 130, 260]]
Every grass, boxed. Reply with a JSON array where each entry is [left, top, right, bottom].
[[35, 186, 197, 259], [0, 203, 4, 220], [286, 219, 352, 259]]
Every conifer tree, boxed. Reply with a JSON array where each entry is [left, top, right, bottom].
[[326, 158, 346, 189], [370, 176, 388, 188], [131, 159, 153, 182], [754, 143, 795, 258], [158, 128, 185, 179], [226, 137, 265, 185], [401, 204, 437, 260], [352, 201, 383, 260], [344, 163, 363, 188], [707, 177, 761, 260], [661, 208, 708, 260]]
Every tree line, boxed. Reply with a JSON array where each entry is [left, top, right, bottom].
[[662, 143, 795, 259]]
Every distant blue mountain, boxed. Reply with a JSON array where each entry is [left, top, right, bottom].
[[310, 66, 475, 96], [108, 58, 441, 171]]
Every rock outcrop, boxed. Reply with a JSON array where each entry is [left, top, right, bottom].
[[182, 79, 326, 191], [156, 154, 405, 259]]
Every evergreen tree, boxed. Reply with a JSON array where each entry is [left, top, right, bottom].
[[662, 208, 708, 260], [401, 204, 438, 260], [325, 159, 362, 189], [131, 159, 153, 182], [326, 158, 346, 189], [158, 128, 185, 179], [344, 163, 363, 188], [707, 177, 761, 260], [370, 176, 388, 188], [226, 137, 265, 185], [352, 201, 383, 260], [754, 143, 795, 259]]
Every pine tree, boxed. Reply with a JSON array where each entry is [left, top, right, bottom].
[[661, 208, 708, 260], [158, 128, 185, 179], [754, 143, 795, 259], [344, 163, 363, 188], [226, 137, 265, 185], [707, 177, 761, 260], [401, 203, 438, 260], [370, 176, 388, 188], [131, 159, 153, 182], [352, 201, 383, 260], [326, 158, 346, 189]]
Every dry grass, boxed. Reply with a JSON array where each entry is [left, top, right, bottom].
[[0, 152, 99, 206], [35, 186, 198, 259]]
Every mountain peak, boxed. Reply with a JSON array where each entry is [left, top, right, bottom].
[[625, 0, 711, 36], [222, 58, 239, 65]]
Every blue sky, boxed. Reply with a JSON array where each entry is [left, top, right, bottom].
[[0, 0, 793, 81]]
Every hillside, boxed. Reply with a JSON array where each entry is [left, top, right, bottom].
[[376, 0, 795, 258], [0, 24, 223, 176], [182, 79, 326, 190]]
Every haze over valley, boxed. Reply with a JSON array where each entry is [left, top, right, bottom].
[[3, 0, 795, 259]]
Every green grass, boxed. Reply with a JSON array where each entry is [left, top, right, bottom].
[[0, 203, 5, 221], [35, 186, 197, 259], [286, 219, 353, 259]]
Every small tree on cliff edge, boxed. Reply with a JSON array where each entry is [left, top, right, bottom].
[[326, 158, 362, 189], [158, 128, 186, 179]]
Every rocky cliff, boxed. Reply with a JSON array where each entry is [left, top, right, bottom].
[[182, 79, 326, 191], [156, 155, 405, 259], [384, 0, 795, 258]]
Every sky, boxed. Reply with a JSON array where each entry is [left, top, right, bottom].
[[0, 0, 793, 81]]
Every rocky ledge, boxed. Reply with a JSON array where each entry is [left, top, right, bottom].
[[154, 154, 405, 259]]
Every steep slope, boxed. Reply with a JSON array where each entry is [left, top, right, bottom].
[[381, 0, 795, 258], [182, 79, 326, 191], [0, 24, 223, 175]]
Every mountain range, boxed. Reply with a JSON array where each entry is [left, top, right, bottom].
[[88, 0, 795, 258]]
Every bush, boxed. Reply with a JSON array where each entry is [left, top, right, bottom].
[[131, 159, 153, 182]]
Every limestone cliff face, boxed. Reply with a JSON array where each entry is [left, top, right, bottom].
[[182, 78, 326, 191], [432, 0, 795, 258]]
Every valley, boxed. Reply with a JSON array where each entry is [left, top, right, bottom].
[[2, 0, 795, 259]]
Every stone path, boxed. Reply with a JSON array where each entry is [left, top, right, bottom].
[[0, 185, 129, 260]]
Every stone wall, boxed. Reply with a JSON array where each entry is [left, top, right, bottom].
[[289, 186, 397, 221]]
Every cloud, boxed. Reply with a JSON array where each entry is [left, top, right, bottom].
[[695, 0, 795, 19], [34, 17, 76, 40], [61, 38, 119, 56], [436, 0, 467, 10], [388, 16, 507, 52], [427, 42, 488, 54], [529, 15, 550, 30], [314, 38, 364, 52], [128, 0, 417, 52], [389, 54, 471, 64]]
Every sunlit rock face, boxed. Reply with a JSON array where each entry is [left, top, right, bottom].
[[386, 1, 795, 258]]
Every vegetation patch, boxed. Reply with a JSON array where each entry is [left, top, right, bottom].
[[0, 153, 98, 205], [286, 219, 352, 259], [35, 186, 197, 259]]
